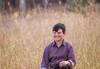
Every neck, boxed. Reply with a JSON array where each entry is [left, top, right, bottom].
[[55, 39, 64, 47]]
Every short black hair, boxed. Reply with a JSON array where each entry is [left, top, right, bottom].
[[52, 23, 66, 34]]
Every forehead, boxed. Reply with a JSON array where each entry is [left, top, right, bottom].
[[53, 29, 63, 32]]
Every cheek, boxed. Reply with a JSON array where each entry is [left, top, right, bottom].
[[59, 34, 64, 38]]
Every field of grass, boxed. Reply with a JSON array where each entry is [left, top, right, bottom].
[[0, 6, 100, 69]]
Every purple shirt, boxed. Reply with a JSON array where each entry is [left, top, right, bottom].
[[41, 40, 76, 69]]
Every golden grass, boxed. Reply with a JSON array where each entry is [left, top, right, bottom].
[[0, 7, 100, 69]]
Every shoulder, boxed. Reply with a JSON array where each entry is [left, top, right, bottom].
[[64, 41, 73, 49], [44, 41, 54, 51]]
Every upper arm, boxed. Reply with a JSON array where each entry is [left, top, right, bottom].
[[67, 44, 76, 67], [41, 47, 49, 68]]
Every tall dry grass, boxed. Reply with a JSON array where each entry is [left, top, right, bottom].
[[0, 6, 100, 69]]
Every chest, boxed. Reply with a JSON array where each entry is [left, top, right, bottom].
[[49, 46, 69, 60]]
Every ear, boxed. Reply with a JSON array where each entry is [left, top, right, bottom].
[[64, 32, 66, 35]]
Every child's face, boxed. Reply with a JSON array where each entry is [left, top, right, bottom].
[[53, 29, 65, 42]]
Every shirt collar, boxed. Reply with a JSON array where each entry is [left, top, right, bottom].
[[52, 40, 66, 47]]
